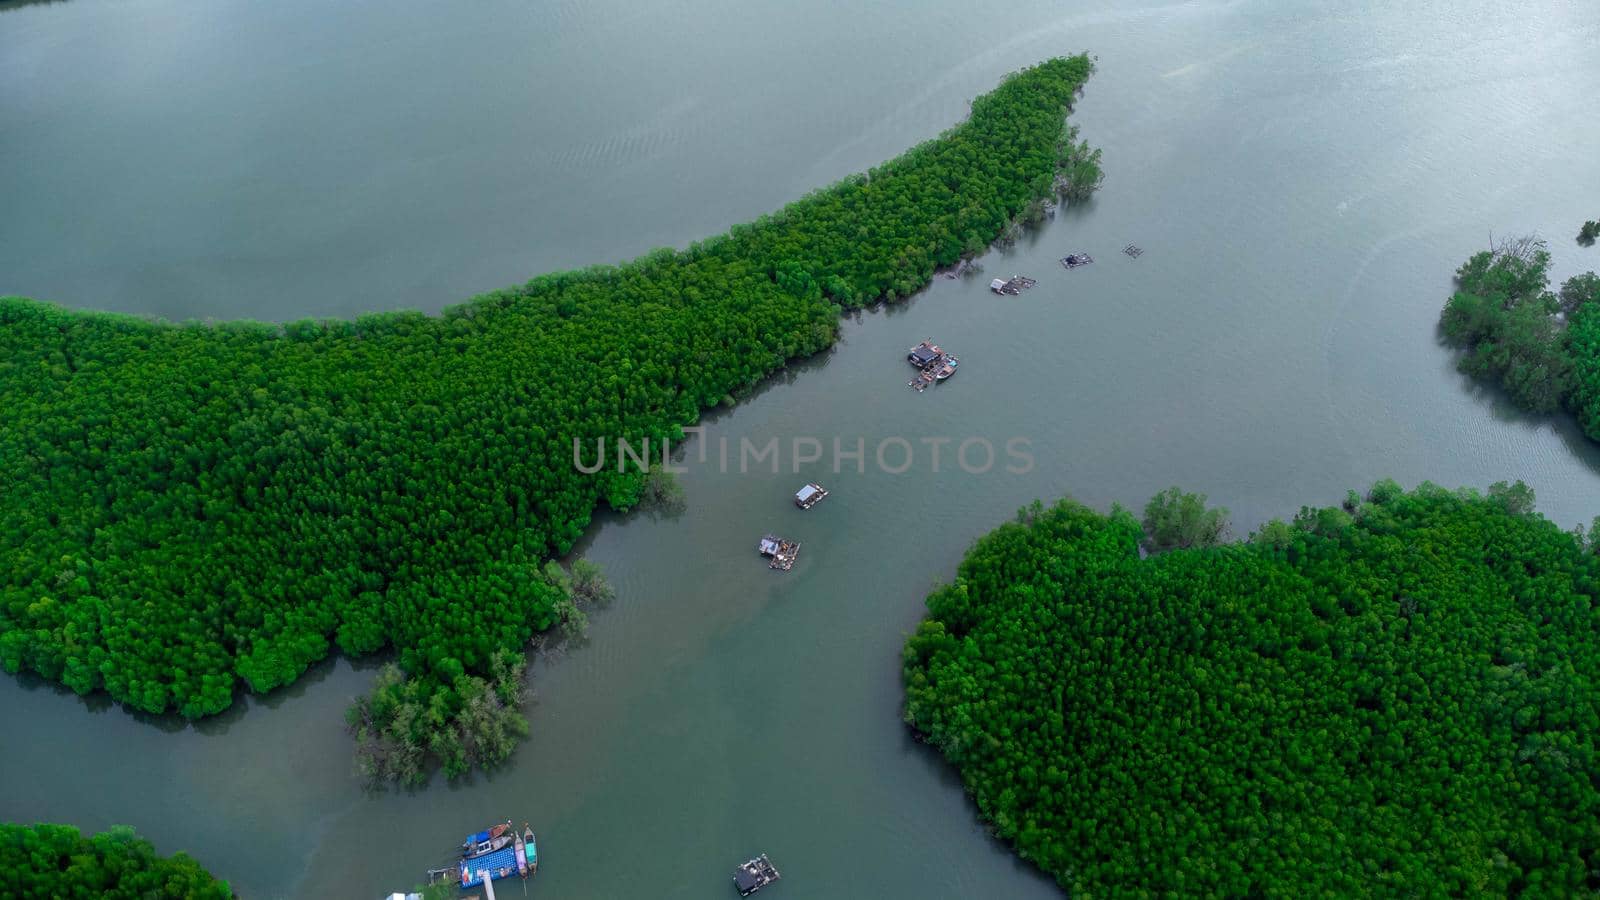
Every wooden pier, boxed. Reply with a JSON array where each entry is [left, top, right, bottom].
[[759, 534, 800, 570]]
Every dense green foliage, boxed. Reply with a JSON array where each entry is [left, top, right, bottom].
[[1579, 220, 1597, 246], [1140, 485, 1228, 551], [0, 823, 231, 899], [0, 57, 1098, 774], [343, 559, 608, 784], [348, 649, 529, 785], [904, 483, 1600, 895], [1439, 237, 1600, 416]]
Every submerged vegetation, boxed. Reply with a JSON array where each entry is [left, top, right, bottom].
[[347, 649, 530, 786], [1439, 236, 1600, 417], [0, 823, 231, 898], [904, 483, 1600, 895], [0, 56, 1100, 779]]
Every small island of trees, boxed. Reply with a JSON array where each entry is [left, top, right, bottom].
[[0, 56, 1100, 781], [1439, 235, 1600, 420], [0, 823, 232, 899], [904, 482, 1600, 895]]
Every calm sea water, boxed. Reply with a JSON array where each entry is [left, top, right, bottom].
[[3, 0, 1599, 897]]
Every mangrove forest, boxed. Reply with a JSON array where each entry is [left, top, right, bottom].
[[903, 482, 1600, 895], [0, 823, 232, 898], [0, 56, 1101, 779], [1439, 236, 1600, 421]]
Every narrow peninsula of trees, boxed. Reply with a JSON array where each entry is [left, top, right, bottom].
[[1439, 236, 1600, 418], [0, 823, 231, 899], [0, 56, 1100, 779], [904, 482, 1600, 895]]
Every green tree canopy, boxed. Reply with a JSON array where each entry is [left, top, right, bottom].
[[1141, 485, 1228, 551], [1439, 236, 1600, 418], [0, 823, 230, 899], [904, 482, 1600, 895]]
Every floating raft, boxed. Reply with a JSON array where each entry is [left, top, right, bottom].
[[909, 355, 958, 391], [795, 482, 829, 509], [988, 275, 1036, 295], [734, 854, 781, 896], [1123, 243, 1144, 258], [1061, 252, 1093, 269], [759, 534, 800, 570], [908, 340, 958, 392], [458, 822, 536, 889]]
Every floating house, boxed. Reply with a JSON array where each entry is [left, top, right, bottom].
[[989, 275, 1037, 295], [794, 482, 829, 509], [759, 534, 800, 570], [907, 339, 943, 367], [734, 854, 781, 896]]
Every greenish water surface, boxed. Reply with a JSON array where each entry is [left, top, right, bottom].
[[2, 0, 1599, 897]]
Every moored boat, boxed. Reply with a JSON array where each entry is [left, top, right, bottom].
[[461, 822, 513, 858]]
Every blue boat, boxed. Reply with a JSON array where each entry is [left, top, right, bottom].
[[458, 823, 537, 889]]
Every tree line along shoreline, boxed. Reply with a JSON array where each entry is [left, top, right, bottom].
[[0, 55, 1102, 785], [8, 43, 1591, 897]]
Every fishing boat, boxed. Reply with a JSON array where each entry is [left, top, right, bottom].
[[461, 822, 513, 858], [933, 355, 958, 381]]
